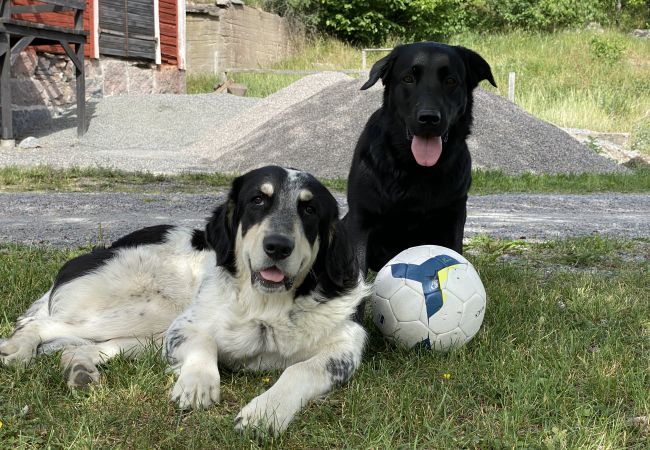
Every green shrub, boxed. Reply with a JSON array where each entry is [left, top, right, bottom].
[[259, 1, 650, 45], [589, 36, 625, 63], [477, 0, 611, 31]]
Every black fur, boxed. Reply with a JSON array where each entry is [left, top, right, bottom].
[[190, 229, 209, 251], [50, 247, 117, 302], [165, 328, 187, 365], [345, 42, 496, 273], [49, 225, 176, 300], [326, 352, 355, 387], [110, 225, 175, 249]]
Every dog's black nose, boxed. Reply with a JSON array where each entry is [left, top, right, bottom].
[[263, 234, 295, 260], [417, 110, 442, 125]]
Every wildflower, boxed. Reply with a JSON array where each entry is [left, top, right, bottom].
[[442, 373, 451, 380], [262, 377, 271, 384]]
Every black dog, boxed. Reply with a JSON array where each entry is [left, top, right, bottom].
[[344, 42, 496, 274]]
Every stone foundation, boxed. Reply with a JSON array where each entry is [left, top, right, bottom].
[[8, 48, 186, 110]]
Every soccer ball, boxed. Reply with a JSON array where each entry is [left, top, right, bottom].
[[371, 245, 486, 351]]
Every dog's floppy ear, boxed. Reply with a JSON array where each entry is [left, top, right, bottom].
[[360, 48, 398, 90], [205, 176, 243, 273], [454, 45, 497, 89], [321, 220, 359, 297]]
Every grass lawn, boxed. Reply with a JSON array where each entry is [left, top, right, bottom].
[[1, 165, 649, 195], [187, 30, 650, 155], [0, 236, 648, 447]]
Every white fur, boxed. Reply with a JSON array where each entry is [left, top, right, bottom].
[[1, 224, 369, 435], [0, 227, 213, 373], [165, 265, 368, 434]]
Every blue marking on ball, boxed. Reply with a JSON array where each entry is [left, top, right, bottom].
[[391, 255, 461, 318]]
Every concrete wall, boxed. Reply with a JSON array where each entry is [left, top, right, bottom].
[[186, 3, 298, 73]]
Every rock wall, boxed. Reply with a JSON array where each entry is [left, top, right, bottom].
[[8, 49, 186, 110], [186, 3, 298, 73]]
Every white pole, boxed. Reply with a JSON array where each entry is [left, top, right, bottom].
[[508, 72, 515, 103], [361, 49, 366, 71]]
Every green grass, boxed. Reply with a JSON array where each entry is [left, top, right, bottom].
[[1, 236, 648, 447], [1, 165, 648, 195], [470, 168, 650, 195], [450, 30, 650, 154], [187, 37, 380, 97], [188, 31, 650, 154]]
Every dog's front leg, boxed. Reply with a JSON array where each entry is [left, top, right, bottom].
[[235, 322, 366, 436], [342, 213, 369, 277], [165, 310, 220, 410]]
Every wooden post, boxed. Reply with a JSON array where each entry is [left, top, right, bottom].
[[361, 49, 366, 71], [508, 72, 515, 103], [76, 40, 85, 137], [0, 32, 13, 145], [74, 8, 85, 137]]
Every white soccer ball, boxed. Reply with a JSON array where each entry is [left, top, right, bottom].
[[371, 245, 487, 351]]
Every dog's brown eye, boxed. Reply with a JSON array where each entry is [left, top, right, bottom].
[[403, 74, 415, 83], [445, 77, 458, 87], [252, 196, 264, 205], [304, 205, 315, 215]]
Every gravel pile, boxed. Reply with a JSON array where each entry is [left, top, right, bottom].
[[41, 94, 260, 151], [468, 90, 625, 174], [0, 94, 259, 173], [189, 72, 352, 160], [0, 73, 625, 176], [206, 77, 624, 177]]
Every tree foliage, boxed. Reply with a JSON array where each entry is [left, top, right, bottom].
[[260, 0, 650, 45]]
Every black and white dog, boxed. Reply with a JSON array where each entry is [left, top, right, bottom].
[[0, 166, 367, 435]]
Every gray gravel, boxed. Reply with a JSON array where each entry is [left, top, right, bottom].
[[1, 192, 647, 248], [208, 77, 624, 177], [0, 94, 259, 173], [0, 73, 624, 176], [189, 72, 352, 160]]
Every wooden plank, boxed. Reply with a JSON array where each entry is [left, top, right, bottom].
[[101, 28, 155, 41], [9, 35, 33, 63], [159, 23, 175, 35], [0, 18, 86, 36], [60, 39, 81, 68], [1, 38, 13, 140], [177, 0, 184, 68], [12, 5, 66, 13], [99, 33, 155, 59], [75, 40, 84, 136], [39, 0, 85, 11], [159, 0, 177, 67], [153, 0, 160, 64]]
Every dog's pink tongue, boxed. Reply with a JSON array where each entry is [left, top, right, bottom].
[[411, 135, 443, 167], [260, 267, 285, 283]]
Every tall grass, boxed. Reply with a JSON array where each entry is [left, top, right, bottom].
[[451, 30, 650, 152]]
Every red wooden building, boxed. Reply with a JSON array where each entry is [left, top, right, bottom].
[[14, 0, 185, 68]]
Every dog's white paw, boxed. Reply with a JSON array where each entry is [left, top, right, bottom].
[[171, 367, 220, 410], [234, 392, 295, 437], [63, 360, 100, 388], [0, 338, 36, 366]]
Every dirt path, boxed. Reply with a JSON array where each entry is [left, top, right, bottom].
[[0, 192, 647, 248]]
